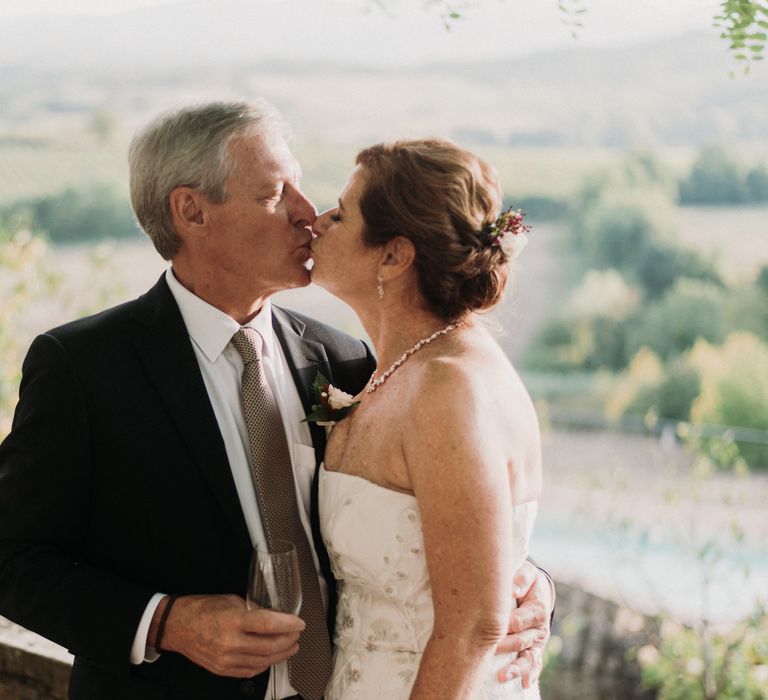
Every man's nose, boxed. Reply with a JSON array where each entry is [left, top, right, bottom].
[[289, 185, 317, 229]]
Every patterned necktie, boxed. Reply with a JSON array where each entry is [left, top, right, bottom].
[[230, 327, 332, 700]]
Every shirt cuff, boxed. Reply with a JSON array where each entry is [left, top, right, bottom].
[[130, 593, 167, 664]]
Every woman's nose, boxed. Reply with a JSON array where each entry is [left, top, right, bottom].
[[312, 209, 333, 236]]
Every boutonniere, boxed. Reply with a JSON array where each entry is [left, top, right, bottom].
[[302, 372, 360, 427]]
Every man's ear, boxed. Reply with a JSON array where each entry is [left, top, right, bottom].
[[169, 186, 207, 237], [380, 236, 416, 281]]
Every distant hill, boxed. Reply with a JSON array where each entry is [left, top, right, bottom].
[[1, 5, 766, 207], [1, 16, 766, 153], [0, 0, 696, 69]]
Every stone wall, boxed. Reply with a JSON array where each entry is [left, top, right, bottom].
[[0, 581, 659, 699], [0, 619, 70, 700], [542, 582, 658, 699]]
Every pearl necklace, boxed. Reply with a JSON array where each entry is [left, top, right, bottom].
[[366, 321, 462, 394]]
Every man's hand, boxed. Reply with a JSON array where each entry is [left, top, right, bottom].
[[150, 594, 304, 678], [495, 561, 554, 688]]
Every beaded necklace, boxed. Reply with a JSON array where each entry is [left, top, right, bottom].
[[366, 320, 462, 394]]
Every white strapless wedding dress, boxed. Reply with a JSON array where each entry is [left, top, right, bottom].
[[319, 465, 541, 699]]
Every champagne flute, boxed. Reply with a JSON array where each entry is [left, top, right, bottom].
[[246, 539, 303, 700]]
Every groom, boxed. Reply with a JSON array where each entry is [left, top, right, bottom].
[[0, 101, 552, 699]]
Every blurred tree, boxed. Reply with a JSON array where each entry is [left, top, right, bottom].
[[626, 360, 701, 421], [587, 316, 628, 370], [634, 244, 721, 300], [566, 268, 640, 320], [88, 110, 118, 144], [569, 151, 679, 278], [689, 332, 768, 467], [679, 145, 750, 204], [0, 225, 59, 440], [745, 164, 768, 201], [622, 149, 677, 198], [757, 264, 768, 294], [579, 193, 670, 269], [1, 186, 140, 244], [509, 195, 568, 222], [524, 316, 581, 372], [724, 282, 768, 341], [604, 346, 664, 419], [626, 279, 726, 361], [0, 223, 128, 440], [639, 600, 768, 699]]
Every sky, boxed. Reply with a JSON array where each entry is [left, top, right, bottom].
[[0, 0, 720, 20], [0, 0, 725, 68], [0, 0, 721, 46]]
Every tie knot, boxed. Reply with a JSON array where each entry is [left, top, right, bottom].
[[230, 327, 263, 365]]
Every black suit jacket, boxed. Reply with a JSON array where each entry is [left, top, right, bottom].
[[0, 275, 376, 700]]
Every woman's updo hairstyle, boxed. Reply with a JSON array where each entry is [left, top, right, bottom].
[[355, 138, 509, 321]]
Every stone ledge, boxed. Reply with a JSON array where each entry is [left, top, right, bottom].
[[0, 618, 71, 700]]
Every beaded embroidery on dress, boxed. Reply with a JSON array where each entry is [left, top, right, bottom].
[[319, 465, 541, 699]]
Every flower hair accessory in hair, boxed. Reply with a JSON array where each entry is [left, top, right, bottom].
[[482, 206, 531, 258]]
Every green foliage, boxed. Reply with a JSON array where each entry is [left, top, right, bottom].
[[627, 360, 701, 421], [525, 315, 629, 373], [510, 195, 568, 222], [746, 165, 768, 201], [580, 194, 666, 269], [588, 316, 628, 370], [622, 149, 678, 199], [552, 148, 768, 464], [0, 225, 60, 439], [757, 265, 768, 295], [633, 243, 721, 301], [715, 0, 768, 70], [627, 279, 727, 361], [525, 316, 582, 373], [606, 332, 768, 469], [570, 152, 720, 298], [724, 285, 768, 341], [525, 265, 638, 373], [689, 332, 768, 467], [402, 0, 768, 66], [679, 145, 768, 205], [639, 612, 768, 700], [0, 220, 130, 440], [1, 185, 141, 244], [87, 110, 117, 144], [557, 0, 588, 38]]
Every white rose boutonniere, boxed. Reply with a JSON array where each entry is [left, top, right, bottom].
[[302, 372, 361, 427]]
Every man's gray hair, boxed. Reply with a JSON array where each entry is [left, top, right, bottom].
[[129, 100, 290, 259]]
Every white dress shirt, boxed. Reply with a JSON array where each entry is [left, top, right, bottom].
[[130, 268, 327, 699]]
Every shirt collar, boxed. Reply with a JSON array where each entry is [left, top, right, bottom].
[[165, 267, 275, 363]]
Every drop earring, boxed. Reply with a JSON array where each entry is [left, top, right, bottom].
[[377, 274, 384, 300]]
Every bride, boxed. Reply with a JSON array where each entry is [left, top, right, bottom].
[[310, 138, 543, 699]]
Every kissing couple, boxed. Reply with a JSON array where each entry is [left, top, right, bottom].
[[0, 100, 550, 700]]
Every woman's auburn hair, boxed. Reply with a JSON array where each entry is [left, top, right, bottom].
[[355, 138, 509, 321]]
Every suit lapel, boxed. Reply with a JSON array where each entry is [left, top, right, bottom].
[[271, 306, 333, 463], [272, 306, 337, 626], [129, 276, 252, 558]]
